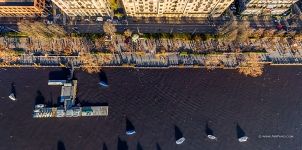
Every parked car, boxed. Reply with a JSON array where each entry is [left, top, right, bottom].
[[96, 17, 103, 22]]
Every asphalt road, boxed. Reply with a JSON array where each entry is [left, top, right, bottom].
[[0, 19, 301, 34], [67, 23, 220, 34], [61, 20, 302, 34]]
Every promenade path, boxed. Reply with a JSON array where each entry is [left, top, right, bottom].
[[2, 36, 302, 68], [12, 52, 263, 68]]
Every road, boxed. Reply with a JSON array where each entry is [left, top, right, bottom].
[[67, 23, 220, 34], [64, 19, 302, 33], [0, 18, 301, 34]]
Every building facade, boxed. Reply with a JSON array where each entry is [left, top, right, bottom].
[[0, 0, 45, 16], [52, 0, 112, 16], [241, 0, 298, 15], [122, 0, 234, 18]]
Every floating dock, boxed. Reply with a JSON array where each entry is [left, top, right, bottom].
[[32, 105, 109, 118], [33, 79, 108, 118]]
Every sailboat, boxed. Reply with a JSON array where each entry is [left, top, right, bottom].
[[8, 93, 16, 101], [207, 134, 217, 140], [99, 81, 109, 87], [126, 129, 136, 135], [176, 137, 185, 144], [238, 136, 248, 142]]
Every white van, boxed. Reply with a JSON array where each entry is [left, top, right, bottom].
[[96, 17, 103, 22]]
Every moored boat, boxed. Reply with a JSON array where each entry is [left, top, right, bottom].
[[238, 136, 248, 142], [99, 81, 109, 87], [8, 93, 16, 101], [207, 135, 217, 140], [126, 129, 136, 135], [176, 137, 185, 144]]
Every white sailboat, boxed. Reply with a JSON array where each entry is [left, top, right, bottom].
[[238, 136, 248, 142], [176, 137, 185, 144], [8, 93, 16, 101], [207, 135, 217, 140]]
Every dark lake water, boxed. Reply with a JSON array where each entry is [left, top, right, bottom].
[[0, 67, 301, 150]]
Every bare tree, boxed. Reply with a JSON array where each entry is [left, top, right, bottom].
[[263, 29, 276, 38], [236, 21, 251, 43], [253, 28, 265, 39], [103, 22, 117, 37], [0, 43, 4, 50], [275, 30, 286, 37], [221, 20, 240, 43], [287, 30, 296, 38], [221, 20, 238, 35], [18, 20, 66, 41], [294, 31, 302, 40], [223, 29, 238, 43]]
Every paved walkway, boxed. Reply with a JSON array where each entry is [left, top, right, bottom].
[[1, 36, 302, 67]]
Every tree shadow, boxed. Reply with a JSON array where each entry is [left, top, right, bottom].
[[72, 69, 77, 80], [67, 66, 76, 80], [77, 100, 108, 107], [236, 123, 246, 138], [49, 68, 71, 80], [99, 70, 109, 87], [10, 82, 16, 98], [176, 46, 187, 52], [57, 96, 63, 105], [137, 142, 143, 150], [35, 90, 45, 105], [103, 143, 108, 150], [49, 92, 53, 102], [117, 137, 128, 150], [156, 143, 161, 150], [126, 117, 135, 132], [174, 125, 183, 141], [48, 92, 55, 106], [57, 140, 66, 150], [205, 122, 214, 136]]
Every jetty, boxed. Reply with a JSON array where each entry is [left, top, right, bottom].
[[32, 73, 108, 118]]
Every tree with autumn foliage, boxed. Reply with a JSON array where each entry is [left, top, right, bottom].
[[0, 45, 20, 65], [238, 53, 264, 77], [204, 54, 222, 70], [79, 53, 101, 73]]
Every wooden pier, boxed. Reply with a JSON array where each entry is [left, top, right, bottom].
[[33, 79, 108, 118]]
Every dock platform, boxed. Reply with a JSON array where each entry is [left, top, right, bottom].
[[33, 78, 108, 118]]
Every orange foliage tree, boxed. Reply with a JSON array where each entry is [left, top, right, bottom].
[[0, 48, 20, 65], [238, 53, 264, 77]]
